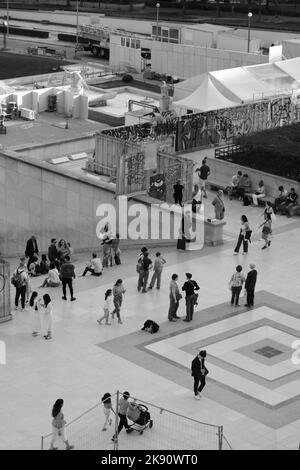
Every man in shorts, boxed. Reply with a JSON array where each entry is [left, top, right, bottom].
[[195, 158, 210, 198]]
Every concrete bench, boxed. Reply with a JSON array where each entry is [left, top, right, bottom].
[[68, 152, 88, 161], [49, 156, 70, 165], [258, 195, 275, 207]]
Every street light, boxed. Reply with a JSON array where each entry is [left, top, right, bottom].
[[75, 0, 79, 58], [6, 0, 9, 36], [247, 12, 253, 53], [156, 3, 160, 41], [2, 20, 7, 50]]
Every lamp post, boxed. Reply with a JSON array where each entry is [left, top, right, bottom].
[[247, 12, 252, 53], [3, 20, 7, 50], [75, 0, 79, 58], [156, 3, 160, 41], [6, 0, 9, 36]]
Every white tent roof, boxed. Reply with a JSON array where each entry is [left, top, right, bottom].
[[173, 74, 238, 112], [173, 57, 300, 113]]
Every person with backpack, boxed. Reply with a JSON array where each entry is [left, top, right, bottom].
[[49, 399, 74, 450], [195, 159, 210, 198], [12, 257, 29, 312], [137, 251, 153, 293], [191, 350, 209, 400], [148, 252, 166, 290], [182, 273, 200, 322]]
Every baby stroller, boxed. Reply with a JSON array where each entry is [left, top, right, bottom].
[[127, 402, 153, 435]]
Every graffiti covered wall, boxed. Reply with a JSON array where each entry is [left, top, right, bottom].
[[101, 96, 298, 153]]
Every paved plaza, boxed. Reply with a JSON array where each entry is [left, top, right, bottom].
[[0, 191, 300, 450]]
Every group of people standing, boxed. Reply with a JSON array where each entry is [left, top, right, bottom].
[[97, 279, 126, 325]]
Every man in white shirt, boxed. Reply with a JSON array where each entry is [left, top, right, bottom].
[[81, 253, 103, 277], [227, 171, 242, 200]]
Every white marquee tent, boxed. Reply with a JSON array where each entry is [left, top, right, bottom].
[[173, 57, 300, 114]]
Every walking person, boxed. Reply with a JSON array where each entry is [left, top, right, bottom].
[[25, 235, 39, 270], [112, 391, 133, 442], [260, 217, 272, 250], [234, 215, 251, 255], [173, 179, 184, 206], [229, 265, 245, 307], [137, 251, 152, 293], [49, 399, 74, 450], [101, 393, 114, 432], [112, 279, 125, 324], [12, 257, 29, 312], [195, 159, 210, 198], [97, 289, 113, 326], [30, 291, 42, 336], [191, 350, 209, 400], [182, 273, 200, 322], [149, 252, 166, 290], [244, 264, 257, 308], [60, 255, 76, 301], [168, 274, 182, 321], [212, 190, 225, 220], [42, 294, 53, 340]]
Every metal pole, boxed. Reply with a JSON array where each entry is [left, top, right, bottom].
[[3, 28, 6, 50], [218, 425, 223, 450], [247, 13, 252, 53], [41, 435, 44, 450], [113, 390, 120, 451], [6, 0, 9, 36], [156, 3, 160, 41], [75, 0, 79, 57]]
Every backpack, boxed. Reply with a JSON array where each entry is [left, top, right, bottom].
[[11, 269, 24, 288], [141, 320, 159, 334]]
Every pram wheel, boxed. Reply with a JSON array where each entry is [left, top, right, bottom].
[[149, 420, 153, 428]]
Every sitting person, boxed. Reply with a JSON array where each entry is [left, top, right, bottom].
[[250, 180, 266, 206], [236, 174, 252, 200], [39, 254, 50, 275], [274, 186, 288, 214], [29, 255, 41, 277], [277, 188, 298, 216], [225, 170, 242, 200], [40, 262, 61, 287], [82, 252, 103, 277]]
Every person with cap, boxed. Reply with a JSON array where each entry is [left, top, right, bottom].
[[191, 350, 209, 400], [111, 391, 133, 442], [244, 264, 257, 308]]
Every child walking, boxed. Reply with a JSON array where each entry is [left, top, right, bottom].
[[149, 252, 166, 290], [101, 393, 114, 431], [97, 289, 113, 325]]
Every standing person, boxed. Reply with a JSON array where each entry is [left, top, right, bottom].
[[111, 233, 121, 265], [191, 350, 209, 400], [25, 235, 39, 270], [112, 391, 133, 442], [182, 273, 200, 322], [42, 293, 53, 340], [244, 264, 257, 308], [57, 239, 70, 266], [48, 238, 60, 271], [192, 184, 203, 214], [173, 179, 184, 206], [112, 279, 125, 324], [60, 255, 76, 301], [49, 399, 74, 450], [81, 253, 103, 277], [168, 274, 181, 322], [229, 265, 245, 307], [149, 252, 166, 290], [234, 215, 251, 255], [212, 190, 225, 220], [101, 393, 114, 432], [30, 291, 42, 337], [97, 289, 113, 326], [137, 251, 152, 293], [177, 215, 186, 251], [195, 159, 210, 198], [40, 262, 61, 288], [12, 257, 29, 312]]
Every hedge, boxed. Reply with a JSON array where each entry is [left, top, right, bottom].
[[231, 123, 300, 182], [57, 33, 89, 44], [0, 25, 49, 38]]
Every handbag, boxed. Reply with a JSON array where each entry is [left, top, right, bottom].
[[175, 292, 182, 301]]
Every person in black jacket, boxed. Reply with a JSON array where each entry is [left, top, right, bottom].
[[182, 273, 200, 322], [48, 238, 60, 271], [60, 255, 76, 301], [25, 235, 39, 269], [173, 180, 184, 206], [191, 350, 208, 400], [244, 264, 257, 308]]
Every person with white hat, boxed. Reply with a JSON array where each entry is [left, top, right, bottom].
[[244, 264, 257, 308]]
